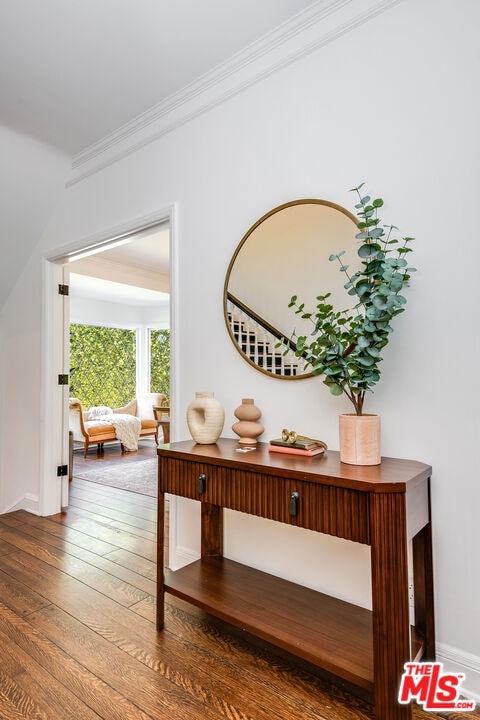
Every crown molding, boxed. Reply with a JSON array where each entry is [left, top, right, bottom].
[[67, 0, 403, 186]]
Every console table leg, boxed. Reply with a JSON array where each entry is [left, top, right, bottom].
[[201, 502, 223, 557], [413, 506, 435, 659], [370, 492, 411, 720]]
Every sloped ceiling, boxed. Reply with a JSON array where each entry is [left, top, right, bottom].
[[0, 0, 317, 309], [0, 0, 317, 156]]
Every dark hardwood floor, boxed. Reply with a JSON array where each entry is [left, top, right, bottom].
[[0, 447, 477, 719]]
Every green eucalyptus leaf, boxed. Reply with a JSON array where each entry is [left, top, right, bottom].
[[356, 356, 375, 367], [372, 295, 388, 310], [358, 244, 379, 258], [350, 182, 365, 192], [390, 276, 404, 292]]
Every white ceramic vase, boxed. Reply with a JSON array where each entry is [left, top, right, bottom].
[[186, 391, 225, 444]]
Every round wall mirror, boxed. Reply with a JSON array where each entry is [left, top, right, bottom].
[[223, 199, 359, 379]]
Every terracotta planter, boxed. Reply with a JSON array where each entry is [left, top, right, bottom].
[[339, 413, 381, 466]]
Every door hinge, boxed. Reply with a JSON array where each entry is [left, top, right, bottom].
[[58, 374, 69, 385], [57, 465, 68, 477], [58, 283, 69, 296]]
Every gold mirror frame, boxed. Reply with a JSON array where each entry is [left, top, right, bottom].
[[223, 199, 358, 379]]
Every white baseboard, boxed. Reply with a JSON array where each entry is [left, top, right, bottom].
[[2, 493, 39, 515], [437, 642, 480, 702], [169, 545, 200, 572]]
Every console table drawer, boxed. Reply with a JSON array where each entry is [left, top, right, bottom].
[[159, 456, 370, 544]]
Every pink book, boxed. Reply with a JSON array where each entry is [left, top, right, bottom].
[[268, 444, 325, 457]]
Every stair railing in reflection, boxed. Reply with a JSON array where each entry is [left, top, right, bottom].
[[226, 293, 308, 377]]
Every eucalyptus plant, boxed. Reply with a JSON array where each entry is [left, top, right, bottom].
[[285, 184, 415, 415]]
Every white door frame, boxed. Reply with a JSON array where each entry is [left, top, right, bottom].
[[40, 203, 178, 516]]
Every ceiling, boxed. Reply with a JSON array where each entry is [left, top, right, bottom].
[[0, 0, 318, 156], [0, 0, 319, 310], [69, 223, 170, 306]]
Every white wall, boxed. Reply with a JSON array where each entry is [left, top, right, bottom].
[[0, 125, 69, 307], [0, 126, 69, 513], [1, 0, 479, 695]]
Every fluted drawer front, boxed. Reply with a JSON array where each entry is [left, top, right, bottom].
[[160, 457, 370, 544]]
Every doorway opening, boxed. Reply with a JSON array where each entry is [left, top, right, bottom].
[[67, 222, 170, 492], [42, 206, 176, 516]]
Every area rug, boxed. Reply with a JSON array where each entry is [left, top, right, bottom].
[[74, 458, 157, 497]]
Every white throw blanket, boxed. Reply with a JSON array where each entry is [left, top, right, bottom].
[[86, 408, 141, 451]]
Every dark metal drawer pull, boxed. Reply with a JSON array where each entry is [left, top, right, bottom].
[[198, 473, 206, 494], [289, 491, 299, 516]]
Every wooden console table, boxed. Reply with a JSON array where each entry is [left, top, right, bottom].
[[157, 439, 434, 720]]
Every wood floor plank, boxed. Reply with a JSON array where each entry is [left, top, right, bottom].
[[6, 518, 158, 598], [70, 481, 157, 518], [0, 538, 16, 556], [66, 501, 157, 541], [33, 602, 302, 720], [0, 566, 51, 616], [103, 549, 157, 582], [69, 488, 157, 520], [0, 635, 102, 720], [130, 595, 156, 623], [0, 514, 25, 528], [10, 511, 119, 555], [0, 600, 155, 720], [68, 494, 157, 535], [0, 535, 150, 609], [71, 476, 157, 508], [45, 513, 157, 561], [31, 603, 229, 720]]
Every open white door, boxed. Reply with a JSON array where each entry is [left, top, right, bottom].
[[40, 260, 71, 514], [60, 264, 71, 507]]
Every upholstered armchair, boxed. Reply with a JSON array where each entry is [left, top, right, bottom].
[[69, 393, 164, 457]]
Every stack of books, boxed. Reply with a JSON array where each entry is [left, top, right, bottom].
[[268, 437, 327, 457]]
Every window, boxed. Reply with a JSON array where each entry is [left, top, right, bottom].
[[149, 329, 170, 398], [70, 324, 136, 407]]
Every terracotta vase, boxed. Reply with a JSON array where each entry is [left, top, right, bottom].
[[232, 398, 264, 445], [339, 413, 381, 466], [186, 392, 225, 444]]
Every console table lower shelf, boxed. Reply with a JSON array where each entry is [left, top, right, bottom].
[[164, 555, 424, 692]]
